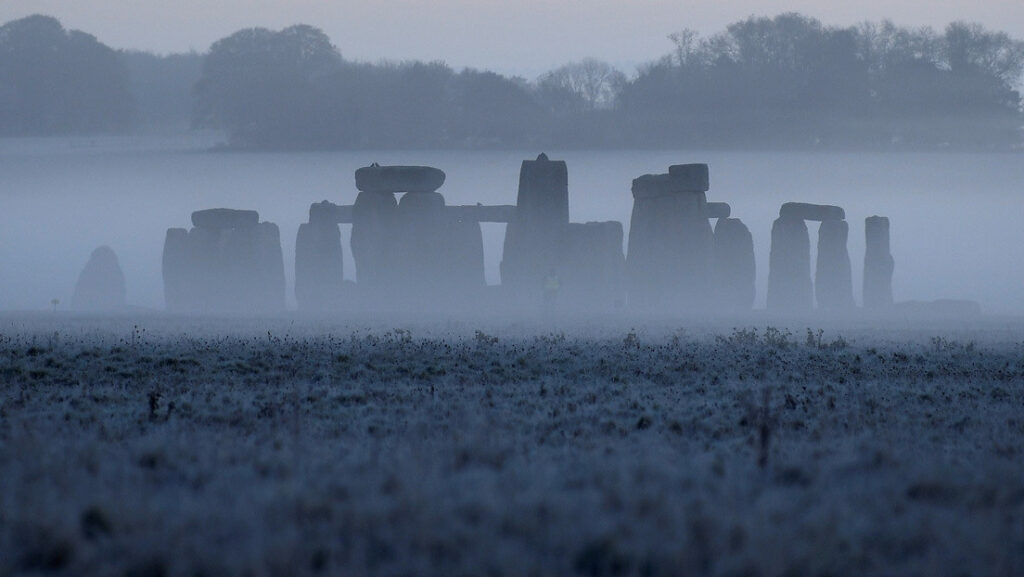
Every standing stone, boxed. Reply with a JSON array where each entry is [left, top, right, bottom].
[[626, 170, 712, 311], [767, 216, 812, 311], [72, 246, 126, 311], [350, 190, 398, 292], [295, 221, 344, 311], [254, 222, 286, 311], [162, 209, 285, 313], [863, 216, 894, 309], [185, 225, 221, 312], [162, 228, 189, 311], [712, 218, 755, 311], [560, 221, 626, 311], [815, 220, 855, 311], [501, 153, 569, 299], [219, 224, 260, 312], [446, 215, 486, 295], [394, 191, 448, 307]]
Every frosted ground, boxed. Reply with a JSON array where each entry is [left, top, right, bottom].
[[1, 314, 1022, 576]]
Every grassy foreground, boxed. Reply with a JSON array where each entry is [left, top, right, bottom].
[[1, 316, 1022, 576]]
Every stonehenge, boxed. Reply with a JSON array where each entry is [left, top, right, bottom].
[[779, 202, 845, 222], [712, 218, 755, 311], [72, 245, 126, 312], [626, 165, 714, 311], [157, 157, 902, 317], [767, 215, 813, 311], [560, 221, 627, 312], [864, 216, 895, 309], [296, 164, 495, 311], [162, 209, 285, 313], [816, 219, 855, 310], [767, 202, 856, 312], [295, 203, 345, 311], [501, 153, 570, 297]]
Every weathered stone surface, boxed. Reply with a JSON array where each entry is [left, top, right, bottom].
[[191, 208, 259, 230], [863, 216, 894, 309], [162, 213, 286, 313], [72, 246, 126, 311], [219, 225, 260, 312], [560, 221, 626, 311], [712, 218, 755, 311], [446, 216, 486, 293], [393, 191, 448, 305], [631, 174, 676, 199], [255, 222, 286, 311], [162, 228, 189, 311], [705, 202, 731, 219], [815, 219, 855, 311], [355, 164, 445, 193], [779, 203, 845, 222], [185, 226, 221, 311], [767, 216, 812, 311], [626, 190, 712, 311], [295, 221, 345, 311], [309, 200, 352, 225], [667, 163, 710, 192], [632, 168, 710, 200], [351, 191, 398, 290], [501, 154, 570, 296]]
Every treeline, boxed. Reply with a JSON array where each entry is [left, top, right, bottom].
[[0, 15, 202, 135], [2, 13, 1023, 149]]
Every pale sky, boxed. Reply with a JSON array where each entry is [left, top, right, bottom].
[[2, 0, 1023, 77]]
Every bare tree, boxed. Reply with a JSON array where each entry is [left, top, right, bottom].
[[668, 29, 701, 67], [536, 58, 626, 112]]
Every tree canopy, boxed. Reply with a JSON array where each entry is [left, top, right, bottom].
[[2, 13, 1022, 149], [0, 15, 133, 135]]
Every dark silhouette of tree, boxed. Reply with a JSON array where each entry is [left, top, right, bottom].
[[120, 51, 203, 132], [193, 24, 342, 148], [0, 15, 133, 135], [450, 69, 541, 147]]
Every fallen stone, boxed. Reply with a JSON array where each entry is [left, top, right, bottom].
[[355, 164, 446, 193], [191, 208, 259, 230], [779, 203, 845, 222]]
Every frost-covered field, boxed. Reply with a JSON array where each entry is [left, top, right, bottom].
[[1, 314, 1023, 576]]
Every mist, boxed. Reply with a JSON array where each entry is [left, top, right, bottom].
[[4, 7, 1024, 577], [1, 140, 1021, 315]]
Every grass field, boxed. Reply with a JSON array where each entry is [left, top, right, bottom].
[[1, 314, 1022, 576]]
